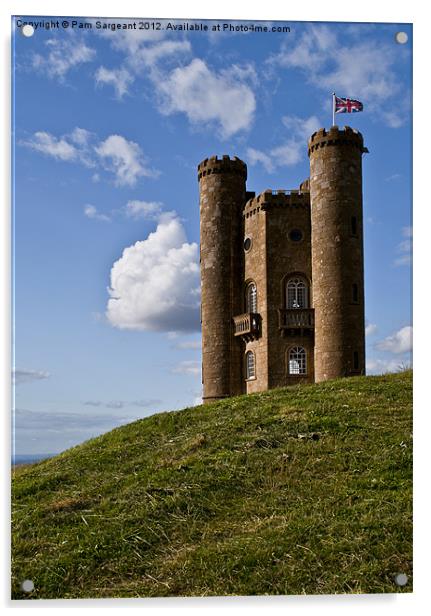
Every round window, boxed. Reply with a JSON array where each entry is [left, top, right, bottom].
[[244, 237, 252, 251], [289, 229, 303, 242]]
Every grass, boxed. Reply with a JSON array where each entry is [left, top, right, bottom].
[[11, 370, 412, 599]]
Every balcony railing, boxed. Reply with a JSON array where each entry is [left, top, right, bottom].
[[233, 312, 260, 340], [278, 308, 315, 329]]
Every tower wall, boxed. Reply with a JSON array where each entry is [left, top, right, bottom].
[[244, 190, 314, 389], [198, 156, 246, 402], [243, 196, 268, 394], [308, 126, 366, 381], [263, 192, 314, 388]]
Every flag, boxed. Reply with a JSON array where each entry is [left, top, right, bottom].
[[335, 96, 363, 113]]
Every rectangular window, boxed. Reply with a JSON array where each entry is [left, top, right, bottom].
[[352, 283, 359, 303], [246, 351, 255, 379], [353, 351, 359, 370]]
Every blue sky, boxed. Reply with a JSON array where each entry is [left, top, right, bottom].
[[12, 17, 412, 455]]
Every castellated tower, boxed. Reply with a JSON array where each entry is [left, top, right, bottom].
[[198, 126, 367, 401], [198, 156, 247, 403], [308, 127, 367, 381]]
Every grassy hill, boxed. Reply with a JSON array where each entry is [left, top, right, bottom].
[[12, 371, 413, 599]]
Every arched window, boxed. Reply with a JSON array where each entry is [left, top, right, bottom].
[[246, 282, 257, 313], [245, 351, 256, 379], [288, 347, 307, 375], [286, 277, 308, 309]]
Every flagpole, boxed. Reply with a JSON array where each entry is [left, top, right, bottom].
[[332, 92, 336, 126]]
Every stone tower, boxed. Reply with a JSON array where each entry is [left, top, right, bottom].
[[308, 127, 367, 381], [198, 126, 367, 401], [198, 156, 247, 403]]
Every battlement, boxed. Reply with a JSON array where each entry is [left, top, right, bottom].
[[243, 188, 310, 217], [198, 155, 247, 181], [308, 126, 368, 156]]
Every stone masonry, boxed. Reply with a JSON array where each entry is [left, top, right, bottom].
[[198, 126, 368, 403]]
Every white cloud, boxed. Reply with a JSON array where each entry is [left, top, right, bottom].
[[271, 25, 410, 127], [270, 142, 303, 167], [247, 115, 320, 172], [366, 358, 410, 375], [84, 204, 111, 222], [69, 127, 92, 146], [156, 58, 256, 138], [12, 369, 50, 385], [96, 135, 158, 187], [281, 114, 321, 139], [22, 128, 158, 188], [32, 38, 96, 80], [131, 40, 192, 71], [365, 323, 378, 337], [125, 200, 163, 220], [95, 66, 134, 98], [94, 26, 165, 55], [106, 214, 200, 332], [22, 131, 78, 161], [246, 148, 274, 173], [93, 28, 191, 98], [94, 24, 253, 139], [375, 326, 413, 354], [394, 226, 412, 266], [172, 360, 201, 376]]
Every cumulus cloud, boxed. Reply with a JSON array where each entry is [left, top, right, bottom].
[[155, 58, 256, 138], [93, 23, 254, 138], [95, 66, 134, 98], [131, 40, 192, 71], [94, 25, 166, 55], [247, 115, 320, 172], [12, 369, 50, 385], [93, 27, 191, 97], [21, 128, 157, 187], [270, 24, 410, 127], [106, 213, 200, 332], [95, 134, 158, 186], [172, 360, 201, 376], [246, 148, 275, 173], [32, 38, 96, 80], [375, 326, 413, 354], [125, 200, 163, 220], [394, 226, 412, 266], [21, 131, 78, 162], [84, 204, 111, 222]]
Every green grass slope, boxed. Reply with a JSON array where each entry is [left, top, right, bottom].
[[12, 371, 412, 599]]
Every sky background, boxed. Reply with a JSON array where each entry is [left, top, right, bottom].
[[12, 17, 412, 455]]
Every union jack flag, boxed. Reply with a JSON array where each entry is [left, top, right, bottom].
[[335, 96, 364, 113]]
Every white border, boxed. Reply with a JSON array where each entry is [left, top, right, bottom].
[[2, 1, 428, 614]]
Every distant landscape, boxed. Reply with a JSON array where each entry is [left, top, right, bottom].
[[12, 454, 55, 466]]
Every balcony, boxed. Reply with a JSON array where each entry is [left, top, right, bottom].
[[278, 308, 315, 333], [233, 312, 260, 341]]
